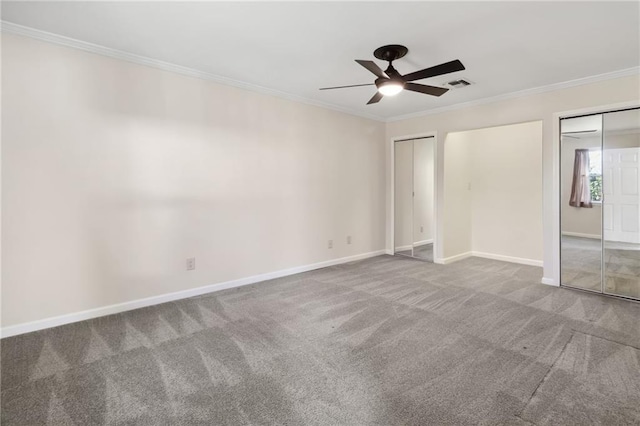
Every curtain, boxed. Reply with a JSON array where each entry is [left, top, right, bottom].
[[569, 149, 592, 208]]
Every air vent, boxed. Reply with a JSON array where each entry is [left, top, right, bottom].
[[447, 79, 472, 88]]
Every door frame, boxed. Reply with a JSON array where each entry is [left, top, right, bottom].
[[390, 131, 438, 260], [552, 101, 640, 288]]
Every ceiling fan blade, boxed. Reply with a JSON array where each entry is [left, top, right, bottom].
[[404, 83, 449, 97], [319, 83, 375, 90], [367, 92, 384, 105], [355, 60, 388, 79], [402, 59, 465, 82]]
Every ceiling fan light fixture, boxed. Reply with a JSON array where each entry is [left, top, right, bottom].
[[377, 80, 404, 96]]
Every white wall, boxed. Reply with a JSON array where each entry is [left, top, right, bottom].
[[1, 34, 386, 328], [469, 122, 543, 261], [442, 133, 472, 257], [386, 74, 640, 279]]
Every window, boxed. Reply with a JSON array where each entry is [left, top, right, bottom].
[[588, 150, 602, 202]]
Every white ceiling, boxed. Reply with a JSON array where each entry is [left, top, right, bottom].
[[2, 1, 639, 121]]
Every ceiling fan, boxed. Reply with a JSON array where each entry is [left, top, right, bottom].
[[320, 44, 465, 105]]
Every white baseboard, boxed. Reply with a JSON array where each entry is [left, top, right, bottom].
[[438, 252, 473, 264], [541, 277, 558, 286], [562, 232, 601, 239], [434, 251, 542, 267], [471, 251, 543, 267], [1, 249, 387, 338]]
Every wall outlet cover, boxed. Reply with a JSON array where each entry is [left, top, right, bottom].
[[186, 257, 196, 270]]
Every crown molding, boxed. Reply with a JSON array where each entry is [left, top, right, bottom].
[[386, 66, 640, 122], [0, 21, 385, 122], [2, 20, 638, 125]]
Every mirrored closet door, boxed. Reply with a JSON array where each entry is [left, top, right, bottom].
[[394, 136, 435, 262], [602, 109, 640, 299], [560, 114, 603, 292], [560, 108, 640, 300]]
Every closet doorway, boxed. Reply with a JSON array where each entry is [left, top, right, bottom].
[[560, 107, 640, 300], [394, 136, 435, 262]]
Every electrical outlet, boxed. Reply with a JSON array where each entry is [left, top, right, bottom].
[[347, 236, 352, 244], [186, 257, 195, 271], [328, 240, 333, 249], [420, 226, 424, 233]]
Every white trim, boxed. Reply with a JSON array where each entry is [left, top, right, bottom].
[[434, 251, 542, 267], [541, 277, 558, 287], [387, 67, 640, 122], [3, 21, 638, 124], [551, 101, 640, 290], [471, 251, 543, 267], [1, 249, 386, 338], [437, 252, 473, 264], [0, 21, 383, 123], [562, 232, 601, 240]]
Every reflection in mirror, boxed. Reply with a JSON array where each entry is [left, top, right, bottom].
[[394, 140, 414, 257], [560, 114, 603, 292], [412, 137, 435, 261], [603, 108, 640, 300]]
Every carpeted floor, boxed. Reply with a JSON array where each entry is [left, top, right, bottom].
[[2, 255, 640, 425]]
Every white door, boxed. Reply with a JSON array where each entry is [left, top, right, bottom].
[[602, 147, 640, 243]]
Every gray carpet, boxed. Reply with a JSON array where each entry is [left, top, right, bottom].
[[2, 255, 640, 425], [562, 235, 640, 299]]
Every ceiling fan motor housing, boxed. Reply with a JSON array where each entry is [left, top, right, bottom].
[[374, 44, 409, 62]]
